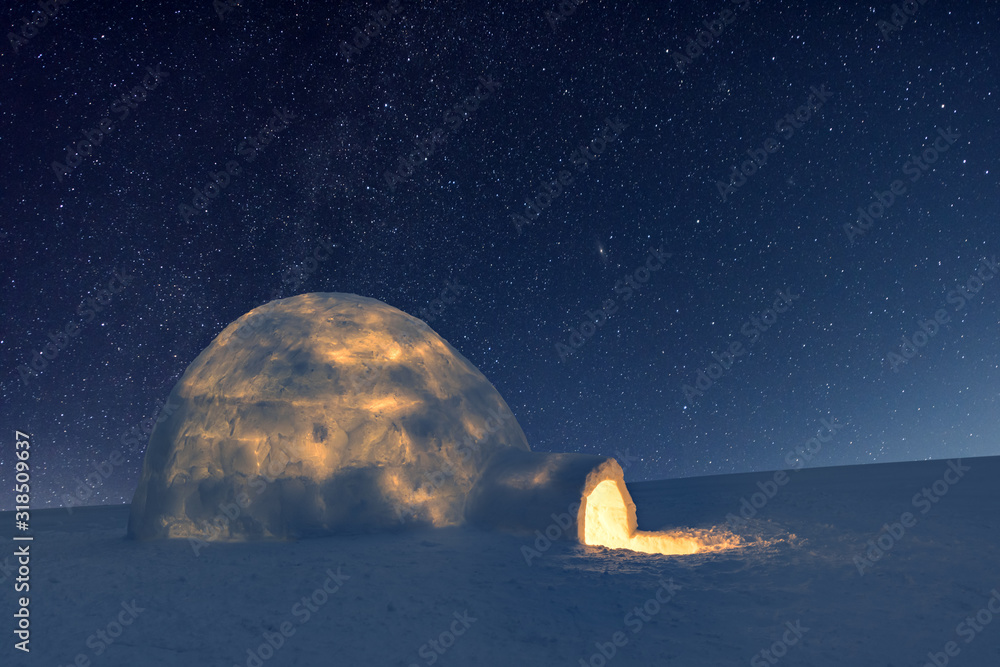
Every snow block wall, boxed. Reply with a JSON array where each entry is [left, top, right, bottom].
[[464, 448, 636, 542], [127, 293, 530, 541]]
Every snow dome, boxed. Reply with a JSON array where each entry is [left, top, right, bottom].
[[127, 292, 531, 541], [128, 292, 735, 556]]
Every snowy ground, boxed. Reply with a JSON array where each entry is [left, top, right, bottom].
[[3, 455, 999, 667]]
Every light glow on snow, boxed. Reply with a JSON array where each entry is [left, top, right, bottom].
[[583, 480, 742, 555]]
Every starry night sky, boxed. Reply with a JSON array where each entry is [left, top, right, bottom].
[[1, 0, 997, 510]]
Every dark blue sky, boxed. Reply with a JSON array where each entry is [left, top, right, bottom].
[[1, 0, 997, 509]]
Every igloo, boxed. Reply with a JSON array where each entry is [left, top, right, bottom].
[[128, 293, 734, 555]]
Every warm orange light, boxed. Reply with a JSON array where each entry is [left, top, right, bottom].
[[129, 292, 536, 542], [583, 480, 634, 550], [583, 480, 742, 555]]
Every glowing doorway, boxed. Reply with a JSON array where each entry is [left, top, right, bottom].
[[582, 480, 740, 555]]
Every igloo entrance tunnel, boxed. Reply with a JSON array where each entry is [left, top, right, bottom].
[[127, 293, 737, 556]]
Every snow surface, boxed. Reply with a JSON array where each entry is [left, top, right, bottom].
[[4, 455, 999, 666]]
